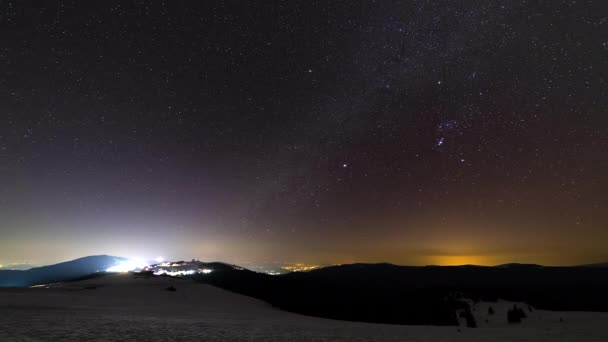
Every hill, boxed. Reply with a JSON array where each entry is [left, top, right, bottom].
[[4, 257, 608, 326], [192, 262, 608, 326], [4, 273, 607, 341], [0, 255, 125, 287]]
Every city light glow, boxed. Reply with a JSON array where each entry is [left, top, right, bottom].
[[281, 263, 320, 272]]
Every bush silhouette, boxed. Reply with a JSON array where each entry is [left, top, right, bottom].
[[507, 305, 526, 323], [488, 306, 495, 315], [459, 307, 477, 328]]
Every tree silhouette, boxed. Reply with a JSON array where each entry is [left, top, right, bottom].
[[507, 305, 526, 323], [459, 307, 477, 328]]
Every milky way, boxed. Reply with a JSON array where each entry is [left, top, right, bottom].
[[1, 1, 607, 266]]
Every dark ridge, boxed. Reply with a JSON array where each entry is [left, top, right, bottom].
[[192, 262, 608, 326], [199, 261, 239, 271], [494, 263, 544, 268], [192, 265, 462, 326], [577, 262, 608, 268]]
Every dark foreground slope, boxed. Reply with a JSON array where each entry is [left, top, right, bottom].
[[0, 255, 125, 287], [193, 263, 608, 326], [193, 264, 464, 326]]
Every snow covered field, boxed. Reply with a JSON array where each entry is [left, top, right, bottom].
[[1, 274, 607, 341]]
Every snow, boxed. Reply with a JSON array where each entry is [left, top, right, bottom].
[[1, 274, 607, 341]]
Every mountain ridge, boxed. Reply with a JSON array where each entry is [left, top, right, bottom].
[[0, 255, 126, 287]]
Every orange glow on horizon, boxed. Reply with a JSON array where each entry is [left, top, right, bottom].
[[426, 255, 497, 266]]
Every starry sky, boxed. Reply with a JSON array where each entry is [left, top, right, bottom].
[[1, 1, 607, 268]]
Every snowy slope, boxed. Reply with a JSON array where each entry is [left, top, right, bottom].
[[0, 273, 606, 341]]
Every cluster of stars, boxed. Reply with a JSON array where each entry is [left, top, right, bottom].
[[0, 0, 606, 265]]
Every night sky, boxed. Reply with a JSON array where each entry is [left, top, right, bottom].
[[1, 1, 607, 268]]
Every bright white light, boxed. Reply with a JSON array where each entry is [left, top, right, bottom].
[[106, 259, 149, 273], [152, 268, 212, 276], [155, 256, 164, 263], [154, 269, 196, 276]]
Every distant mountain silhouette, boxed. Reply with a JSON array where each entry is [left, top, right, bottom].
[[577, 262, 608, 268], [0, 263, 36, 271], [0, 255, 125, 287], [494, 263, 544, 268]]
